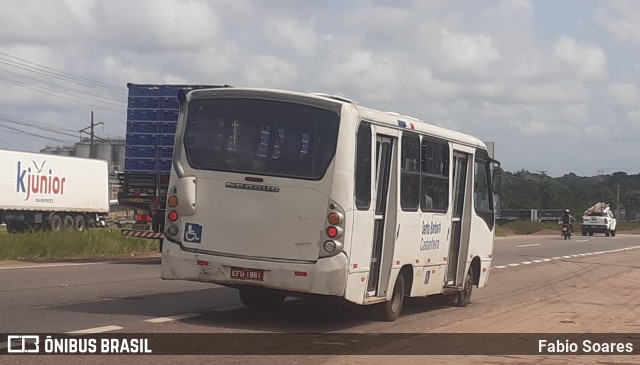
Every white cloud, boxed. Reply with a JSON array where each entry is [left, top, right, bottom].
[[241, 55, 298, 86], [262, 18, 319, 57], [0, 0, 639, 176], [606, 83, 640, 107], [595, 1, 640, 47], [432, 29, 502, 77], [484, 0, 533, 20], [553, 37, 607, 81]]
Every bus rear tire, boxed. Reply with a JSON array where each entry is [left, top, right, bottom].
[[239, 287, 285, 309], [380, 274, 405, 322]]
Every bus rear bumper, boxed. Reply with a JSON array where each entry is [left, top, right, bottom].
[[161, 240, 348, 297]]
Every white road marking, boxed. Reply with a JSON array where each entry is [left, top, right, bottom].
[[496, 245, 640, 270], [517, 244, 540, 248], [66, 325, 123, 334], [0, 262, 106, 271], [144, 313, 200, 323], [574, 240, 588, 242]]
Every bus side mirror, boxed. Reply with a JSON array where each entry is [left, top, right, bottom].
[[492, 168, 502, 193]]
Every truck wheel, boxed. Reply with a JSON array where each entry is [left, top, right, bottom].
[[611, 230, 616, 237], [74, 215, 86, 232], [49, 215, 62, 231], [581, 230, 587, 236], [380, 273, 405, 321], [605, 230, 610, 237], [589, 232, 593, 237], [63, 215, 75, 231]]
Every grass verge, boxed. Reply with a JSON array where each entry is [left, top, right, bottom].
[[0, 227, 159, 261]]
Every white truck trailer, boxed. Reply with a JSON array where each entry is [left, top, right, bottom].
[[0, 149, 109, 233]]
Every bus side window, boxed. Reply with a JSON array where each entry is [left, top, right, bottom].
[[401, 132, 420, 211], [421, 138, 449, 212], [355, 122, 372, 210]]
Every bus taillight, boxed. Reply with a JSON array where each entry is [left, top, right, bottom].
[[326, 226, 339, 238], [327, 212, 342, 225], [168, 196, 179, 208], [168, 210, 179, 222]]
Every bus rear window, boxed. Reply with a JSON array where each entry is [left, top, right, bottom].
[[184, 98, 340, 180]]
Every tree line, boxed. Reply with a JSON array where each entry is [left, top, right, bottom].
[[499, 170, 640, 218]]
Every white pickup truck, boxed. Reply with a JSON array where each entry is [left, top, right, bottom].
[[581, 203, 616, 237]]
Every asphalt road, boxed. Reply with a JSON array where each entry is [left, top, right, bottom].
[[1, 233, 639, 364]]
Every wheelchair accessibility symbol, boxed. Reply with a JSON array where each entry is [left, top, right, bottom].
[[184, 223, 202, 244]]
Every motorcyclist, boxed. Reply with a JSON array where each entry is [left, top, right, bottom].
[[561, 209, 576, 236]]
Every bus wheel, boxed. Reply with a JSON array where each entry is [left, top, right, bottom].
[[456, 269, 474, 307], [380, 274, 405, 322], [239, 287, 285, 309]]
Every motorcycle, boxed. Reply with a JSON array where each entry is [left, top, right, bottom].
[[562, 223, 572, 240]]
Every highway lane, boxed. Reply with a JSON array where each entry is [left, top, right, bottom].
[[492, 233, 640, 266], [0, 234, 638, 335]]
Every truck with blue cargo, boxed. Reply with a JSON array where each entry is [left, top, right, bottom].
[[118, 83, 229, 235], [0, 149, 109, 233]]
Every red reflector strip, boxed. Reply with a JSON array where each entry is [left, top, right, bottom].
[[352, 264, 358, 269], [294, 271, 307, 277], [395, 260, 400, 265], [197, 260, 209, 266]]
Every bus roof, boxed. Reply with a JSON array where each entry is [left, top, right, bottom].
[[187, 87, 487, 151]]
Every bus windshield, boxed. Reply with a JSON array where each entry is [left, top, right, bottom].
[[184, 98, 340, 180]]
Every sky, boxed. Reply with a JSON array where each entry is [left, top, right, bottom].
[[0, 0, 638, 177]]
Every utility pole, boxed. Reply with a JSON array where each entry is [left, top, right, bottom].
[[90, 111, 95, 158], [536, 170, 547, 210], [79, 110, 105, 159], [617, 184, 621, 219]]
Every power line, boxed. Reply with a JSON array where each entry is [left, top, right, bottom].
[[0, 124, 74, 143], [0, 113, 77, 133], [0, 115, 80, 139], [0, 67, 126, 106], [0, 51, 125, 94], [0, 76, 125, 113]]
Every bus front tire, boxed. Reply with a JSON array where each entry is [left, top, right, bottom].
[[456, 269, 474, 307], [238, 287, 285, 309], [380, 274, 405, 322]]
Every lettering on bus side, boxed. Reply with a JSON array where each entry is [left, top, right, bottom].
[[420, 220, 442, 251], [224, 182, 280, 193]]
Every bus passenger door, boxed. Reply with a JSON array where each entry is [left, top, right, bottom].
[[447, 152, 471, 286], [367, 133, 398, 297]]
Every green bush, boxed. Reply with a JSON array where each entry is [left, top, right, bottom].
[[0, 228, 159, 261]]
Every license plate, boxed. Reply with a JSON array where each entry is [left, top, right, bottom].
[[230, 267, 264, 281], [129, 198, 144, 203]]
